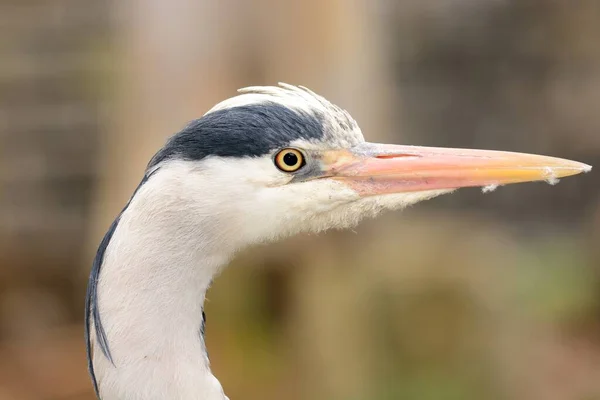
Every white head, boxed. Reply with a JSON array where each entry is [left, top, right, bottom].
[[87, 83, 590, 399]]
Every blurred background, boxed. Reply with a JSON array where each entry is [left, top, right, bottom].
[[0, 0, 599, 399]]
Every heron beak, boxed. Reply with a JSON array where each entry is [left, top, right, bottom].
[[322, 142, 592, 196]]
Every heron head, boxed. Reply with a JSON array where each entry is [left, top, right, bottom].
[[144, 83, 591, 246]]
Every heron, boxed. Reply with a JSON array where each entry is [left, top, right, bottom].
[[86, 83, 591, 399]]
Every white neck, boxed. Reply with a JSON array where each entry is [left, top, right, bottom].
[[92, 168, 234, 400]]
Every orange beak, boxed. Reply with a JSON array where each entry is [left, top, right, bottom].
[[321, 143, 592, 196]]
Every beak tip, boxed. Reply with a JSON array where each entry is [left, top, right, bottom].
[[550, 163, 591, 180], [554, 160, 592, 177], [568, 162, 593, 176]]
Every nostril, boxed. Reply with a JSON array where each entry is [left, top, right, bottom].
[[375, 154, 420, 160]]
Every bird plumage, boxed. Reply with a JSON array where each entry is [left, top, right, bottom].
[[87, 84, 379, 399]]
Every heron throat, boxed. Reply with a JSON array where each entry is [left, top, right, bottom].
[[86, 169, 232, 399]]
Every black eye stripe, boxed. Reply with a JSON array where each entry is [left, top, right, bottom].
[[148, 102, 325, 169]]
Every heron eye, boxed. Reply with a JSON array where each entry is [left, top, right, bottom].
[[274, 148, 305, 172]]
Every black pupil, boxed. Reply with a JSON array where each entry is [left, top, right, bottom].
[[283, 152, 298, 166]]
